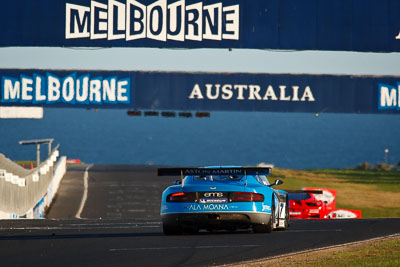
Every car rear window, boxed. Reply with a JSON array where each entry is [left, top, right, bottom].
[[193, 175, 243, 182], [288, 193, 311, 200], [255, 175, 270, 186]]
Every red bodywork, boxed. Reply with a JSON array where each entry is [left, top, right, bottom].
[[288, 190, 328, 219], [303, 187, 337, 215], [288, 188, 362, 219], [328, 209, 362, 219]]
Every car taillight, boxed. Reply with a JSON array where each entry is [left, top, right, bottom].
[[231, 192, 264, 202], [167, 192, 195, 202]]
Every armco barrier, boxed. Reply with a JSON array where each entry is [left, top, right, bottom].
[[0, 151, 66, 219]]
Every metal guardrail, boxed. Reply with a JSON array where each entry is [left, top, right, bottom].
[[0, 148, 66, 219]]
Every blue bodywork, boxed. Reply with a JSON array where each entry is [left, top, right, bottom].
[[159, 166, 288, 234], [161, 175, 274, 215]]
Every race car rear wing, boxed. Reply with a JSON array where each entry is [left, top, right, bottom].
[[158, 167, 273, 187], [158, 167, 272, 176]]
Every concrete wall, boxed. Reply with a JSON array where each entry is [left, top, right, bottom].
[[0, 150, 66, 219]]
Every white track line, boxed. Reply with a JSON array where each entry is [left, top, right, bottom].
[[75, 164, 93, 219], [289, 229, 342, 232], [5, 226, 160, 230], [109, 245, 260, 252]]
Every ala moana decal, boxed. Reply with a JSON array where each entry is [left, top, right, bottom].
[[187, 204, 229, 211], [184, 204, 269, 212]]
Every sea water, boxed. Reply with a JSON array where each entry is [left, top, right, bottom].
[[0, 108, 399, 169]]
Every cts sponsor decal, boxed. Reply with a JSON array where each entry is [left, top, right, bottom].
[[65, 0, 240, 42], [203, 192, 224, 197], [379, 83, 400, 110], [1, 73, 130, 105], [200, 192, 228, 203], [188, 84, 315, 102]]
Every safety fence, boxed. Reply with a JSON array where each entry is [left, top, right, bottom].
[[0, 150, 66, 219]]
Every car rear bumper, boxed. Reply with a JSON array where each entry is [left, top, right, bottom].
[[290, 209, 325, 219], [161, 212, 271, 229]]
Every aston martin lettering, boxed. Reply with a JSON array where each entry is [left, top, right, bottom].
[[184, 169, 242, 176], [189, 84, 315, 102], [66, 0, 240, 42]]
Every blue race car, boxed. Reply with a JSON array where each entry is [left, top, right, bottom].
[[158, 166, 289, 235]]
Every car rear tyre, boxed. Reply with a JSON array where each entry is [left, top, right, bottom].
[[163, 223, 182, 235], [253, 204, 274, 233]]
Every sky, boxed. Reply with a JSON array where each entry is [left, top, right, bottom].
[[1, 47, 400, 76]]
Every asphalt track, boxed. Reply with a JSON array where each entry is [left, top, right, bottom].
[[0, 165, 399, 267]]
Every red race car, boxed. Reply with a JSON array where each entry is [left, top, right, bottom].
[[288, 188, 362, 219], [287, 190, 328, 219]]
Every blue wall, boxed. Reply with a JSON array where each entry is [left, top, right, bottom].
[[1, 69, 400, 114], [1, 0, 400, 52]]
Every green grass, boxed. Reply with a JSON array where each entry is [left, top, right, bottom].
[[254, 168, 400, 267], [252, 237, 400, 267], [309, 169, 400, 192], [304, 238, 400, 267], [270, 170, 323, 190], [350, 207, 400, 218], [269, 168, 400, 218], [271, 174, 320, 190]]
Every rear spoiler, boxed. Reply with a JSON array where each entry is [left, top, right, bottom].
[[158, 167, 272, 187], [157, 167, 272, 176], [286, 190, 323, 194]]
